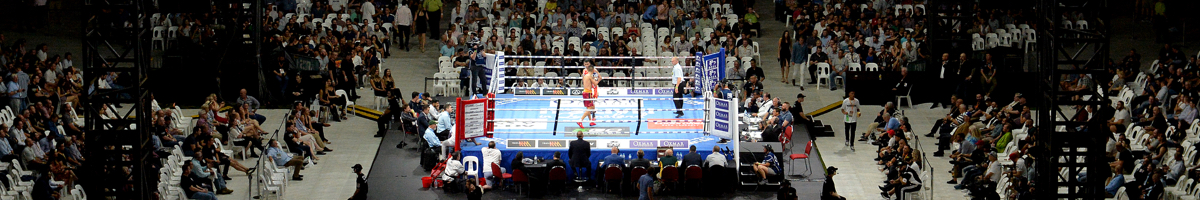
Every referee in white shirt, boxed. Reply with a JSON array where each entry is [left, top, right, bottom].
[[672, 57, 686, 118]]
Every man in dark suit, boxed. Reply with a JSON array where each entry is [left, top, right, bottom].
[[893, 68, 911, 103], [568, 131, 592, 181], [629, 150, 652, 169], [932, 53, 957, 108], [416, 105, 432, 132], [681, 145, 704, 168]]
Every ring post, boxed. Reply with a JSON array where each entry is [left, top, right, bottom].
[[551, 99, 563, 135], [634, 99, 643, 136]]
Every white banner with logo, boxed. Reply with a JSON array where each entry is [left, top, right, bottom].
[[706, 93, 737, 140]]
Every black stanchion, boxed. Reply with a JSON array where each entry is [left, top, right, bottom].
[[635, 99, 643, 135], [551, 99, 563, 135]]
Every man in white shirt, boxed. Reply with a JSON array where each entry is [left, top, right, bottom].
[[361, 1, 376, 23], [329, 0, 344, 12], [841, 91, 861, 150], [1110, 101, 1129, 126], [704, 145, 727, 168], [441, 152, 464, 182], [671, 57, 686, 118], [395, 3, 413, 51], [480, 141, 503, 186]]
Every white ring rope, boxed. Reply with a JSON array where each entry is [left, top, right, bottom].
[[490, 108, 707, 112], [504, 76, 694, 80], [503, 86, 698, 90], [504, 55, 697, 59], [489, 119, 706, 123], [506, 65, 696, 69], [490, 97, 705, 101], [490, 131, 706, 134]]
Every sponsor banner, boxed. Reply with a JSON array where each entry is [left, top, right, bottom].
[[646, 119, 705, 129], [629, 140, 659, 148], [707, 97, 736, 140], [714, 99, 729, 110], [603, 88, 627, 96], [514, 88, 540, 95], [561, 127, 633, 137], [502, 139, 692, 149], [541, 88, 586, 96], [538, 140, 568, 148], [659, 140, 689, 148], [714, 121, 730, 132], [626, 88, 676, 96], [698, 49, 725, 92], [542, 88, 569, 95], [507, 140, 537, 148], [715, 110, 729, 121]]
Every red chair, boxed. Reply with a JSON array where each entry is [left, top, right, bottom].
[[512, 169, 530, 195], [779, 125, 794, 152], [490, 163, 512, 189], [547, 166, 568, 194], [660, 165, 679, 193], [629, 167, 647, 196], [684, 165, 703, 193], [788, 141, 814, 177], [602, 166, 623, 194]]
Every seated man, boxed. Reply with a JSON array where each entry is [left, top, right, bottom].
[[423, 122, 449, 159], [181, 160, 218, 200], [681, 145, 704, 168], [602, 147, 625, 169], [265, 139, 305, 181], [752, 145, 781, 184], [440, 152, 465, 193], [629, 150, 652, 169], [659, 149, 678, 167], [190, 151, 233, 194], [704, 146, 727, 168]]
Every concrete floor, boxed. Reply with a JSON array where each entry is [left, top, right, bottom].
[[4, 0, 1199, 199]]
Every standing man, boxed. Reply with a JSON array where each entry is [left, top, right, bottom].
[[791, 93, 815, 135], [395, 2, 413, 51], [579, 61, 601, 128], [841, 91, 861, 150], [6, 74, 23, 113], [424, 0, 443, 40], [671, 57, 686, 118], [932, 53, 956, 108], [568, 131, 592, 184]]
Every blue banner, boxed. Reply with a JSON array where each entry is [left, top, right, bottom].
[[695, 49, 725, 93]]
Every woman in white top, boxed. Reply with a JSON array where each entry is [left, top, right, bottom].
[[841, 91, 861, 150]]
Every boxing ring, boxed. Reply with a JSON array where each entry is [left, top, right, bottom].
[[454, 51, 736, 179]]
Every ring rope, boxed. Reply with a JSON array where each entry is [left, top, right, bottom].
[[503, 87, 696, 90], [489, 131, 707, 134], [490, 119, 706, 123], [504, 76, 694, 80], [505, 65, 690, 69], [489, 108, 707, 112], [504, 55, 696, 59], [489, 97, 705, 101]]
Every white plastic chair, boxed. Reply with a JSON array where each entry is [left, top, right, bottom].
[[847, 63, 862, 71], [464, 156, 481, 179], [896, 85, 913, 108], [816, 63, 831, 89], [152, 26, 166, 50], [335, 89, 354, 115], [865, 63, 880, 71]]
